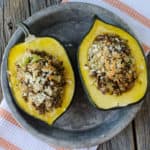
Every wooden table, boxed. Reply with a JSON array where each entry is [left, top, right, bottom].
[[0, 1, 149, 150]]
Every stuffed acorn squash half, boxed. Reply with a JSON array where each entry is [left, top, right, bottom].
[[78, 17, 148, 109], [7, 24, 75, 125]]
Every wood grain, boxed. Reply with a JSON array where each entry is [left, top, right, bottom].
[[0, 0, 5, 100], [133, 53, 150, 150], [47, 0, 61, 5], [0, 0, 5, 52], [97, 124, 135, 150], [29, 0, 47, 14], [3, 0, 29, 42], [29, 0, 61, 15]]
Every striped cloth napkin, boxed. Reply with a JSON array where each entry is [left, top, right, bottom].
[[0, 0, 150, 149]]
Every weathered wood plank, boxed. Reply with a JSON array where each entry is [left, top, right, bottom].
[[29, 0, 47, 14], [0, 0, 5, 51], [3, 0, 30, 43], [0, 0, 5, 100], [29, 0, 61, 15], [47, 0, 61, 5], [97, 124, 135, 150], [134, 53, 150, 150]]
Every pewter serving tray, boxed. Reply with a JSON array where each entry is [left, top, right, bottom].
[[1, 2, 145, 149]]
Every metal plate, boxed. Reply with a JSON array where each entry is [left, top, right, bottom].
[[1, 2, 144, 148]]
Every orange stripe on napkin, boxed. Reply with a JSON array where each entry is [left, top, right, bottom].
[[0, 137, 21, 150], [103, 0, 150, 28], [0, 108, 21, 128], [62, 0, 69, 3]]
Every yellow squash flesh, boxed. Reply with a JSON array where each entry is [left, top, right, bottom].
[[8, 37, 75, 124], [78, 18, 148, 109]]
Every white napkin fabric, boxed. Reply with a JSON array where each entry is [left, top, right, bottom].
[[0, 0, 150, 149]]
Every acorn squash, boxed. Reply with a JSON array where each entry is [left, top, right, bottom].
[[7, 24, 75, 125], [78, 17, 148, 109]]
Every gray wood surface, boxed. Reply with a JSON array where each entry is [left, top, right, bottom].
[[98, 124, 135, 150], [29, 0, 47, 14], [0, 0, 4, 100], [0, 0, 149, 150], [3, 0, 29, 42]]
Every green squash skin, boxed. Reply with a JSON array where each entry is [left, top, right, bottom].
[[7, 36, 75, 125], [77, 16, 149, 110]]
